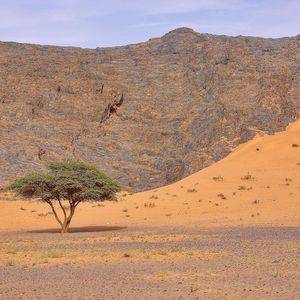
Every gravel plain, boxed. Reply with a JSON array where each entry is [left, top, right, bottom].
[[0, 226, 299, 300]]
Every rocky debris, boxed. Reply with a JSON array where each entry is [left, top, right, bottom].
[[0, 28, 299, 190]]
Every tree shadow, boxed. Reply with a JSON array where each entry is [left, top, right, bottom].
[[28, 226, 127, 234]]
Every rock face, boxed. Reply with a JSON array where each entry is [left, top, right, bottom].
[[0, 28, 299, 190]]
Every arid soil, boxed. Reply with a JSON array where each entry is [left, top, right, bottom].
[[1, 119, 300, 299], [0, 226, 299, 300]]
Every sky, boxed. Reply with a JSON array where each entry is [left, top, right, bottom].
[[0, 0, 299, 48]]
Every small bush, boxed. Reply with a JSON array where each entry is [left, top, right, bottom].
[[217, 193, 226, 200], [241, 173, 255, 180], [187, 188, 197, 193], [92, 203, 105, 207], [212, 176, 224, 181], [37, 213, 48, 217], [144, 202, 156, 208], [292, 144, 299, 147]]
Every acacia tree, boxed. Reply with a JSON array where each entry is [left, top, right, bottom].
[[9, 161, 121, 233]]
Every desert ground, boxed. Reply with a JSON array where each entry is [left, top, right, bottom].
[[1, 119, 300, 299]]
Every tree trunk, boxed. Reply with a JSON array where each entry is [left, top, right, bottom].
[[60, 205, 75, 233], [46, 199, 78, 234], [61, 224, 68, 233]]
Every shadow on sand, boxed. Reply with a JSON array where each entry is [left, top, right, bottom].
[[28, 226, 127, 234]]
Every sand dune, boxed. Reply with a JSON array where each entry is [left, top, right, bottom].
[[1, 119, 300, 232]]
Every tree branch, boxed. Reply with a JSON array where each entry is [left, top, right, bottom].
[[57, 197, 67, 220], [46, 200, 63, 227], [74, 200, 81, 208]]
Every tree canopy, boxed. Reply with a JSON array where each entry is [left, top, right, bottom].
[[10, 161, 121, 232]]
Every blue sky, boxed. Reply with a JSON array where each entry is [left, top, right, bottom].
[[0, 0, 299, 48]]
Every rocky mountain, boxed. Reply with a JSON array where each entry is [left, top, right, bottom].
[[0, 28, 299, 190]]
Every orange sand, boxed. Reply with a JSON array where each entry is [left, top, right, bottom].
[[1, 119, 300, 232]]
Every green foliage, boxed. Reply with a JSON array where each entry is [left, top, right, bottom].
[[10, 161, 121, 203], [10, 161, 121, 233]]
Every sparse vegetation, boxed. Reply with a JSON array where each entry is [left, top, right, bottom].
[[123, 253, 132, 258], [92, 203, 105, 208], [212, 176, 224, 181], [217, 193, 227, 200], [190, 285, 201, 293], [187, 188, 197, 193], [238, 185, 253, 191], [37, 213, 48, 217], [144, 202, 156, 208], [292, 144, 299, 147], [241, 173, 255, 180]]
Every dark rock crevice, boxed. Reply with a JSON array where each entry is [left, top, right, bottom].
[[100, 93, 124, 123]]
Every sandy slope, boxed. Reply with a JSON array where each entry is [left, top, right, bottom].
[[1, 119, 300, 232]]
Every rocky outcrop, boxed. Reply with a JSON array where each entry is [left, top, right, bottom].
[[101, 94, 124, 123], [0, 28, 299, 190]]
